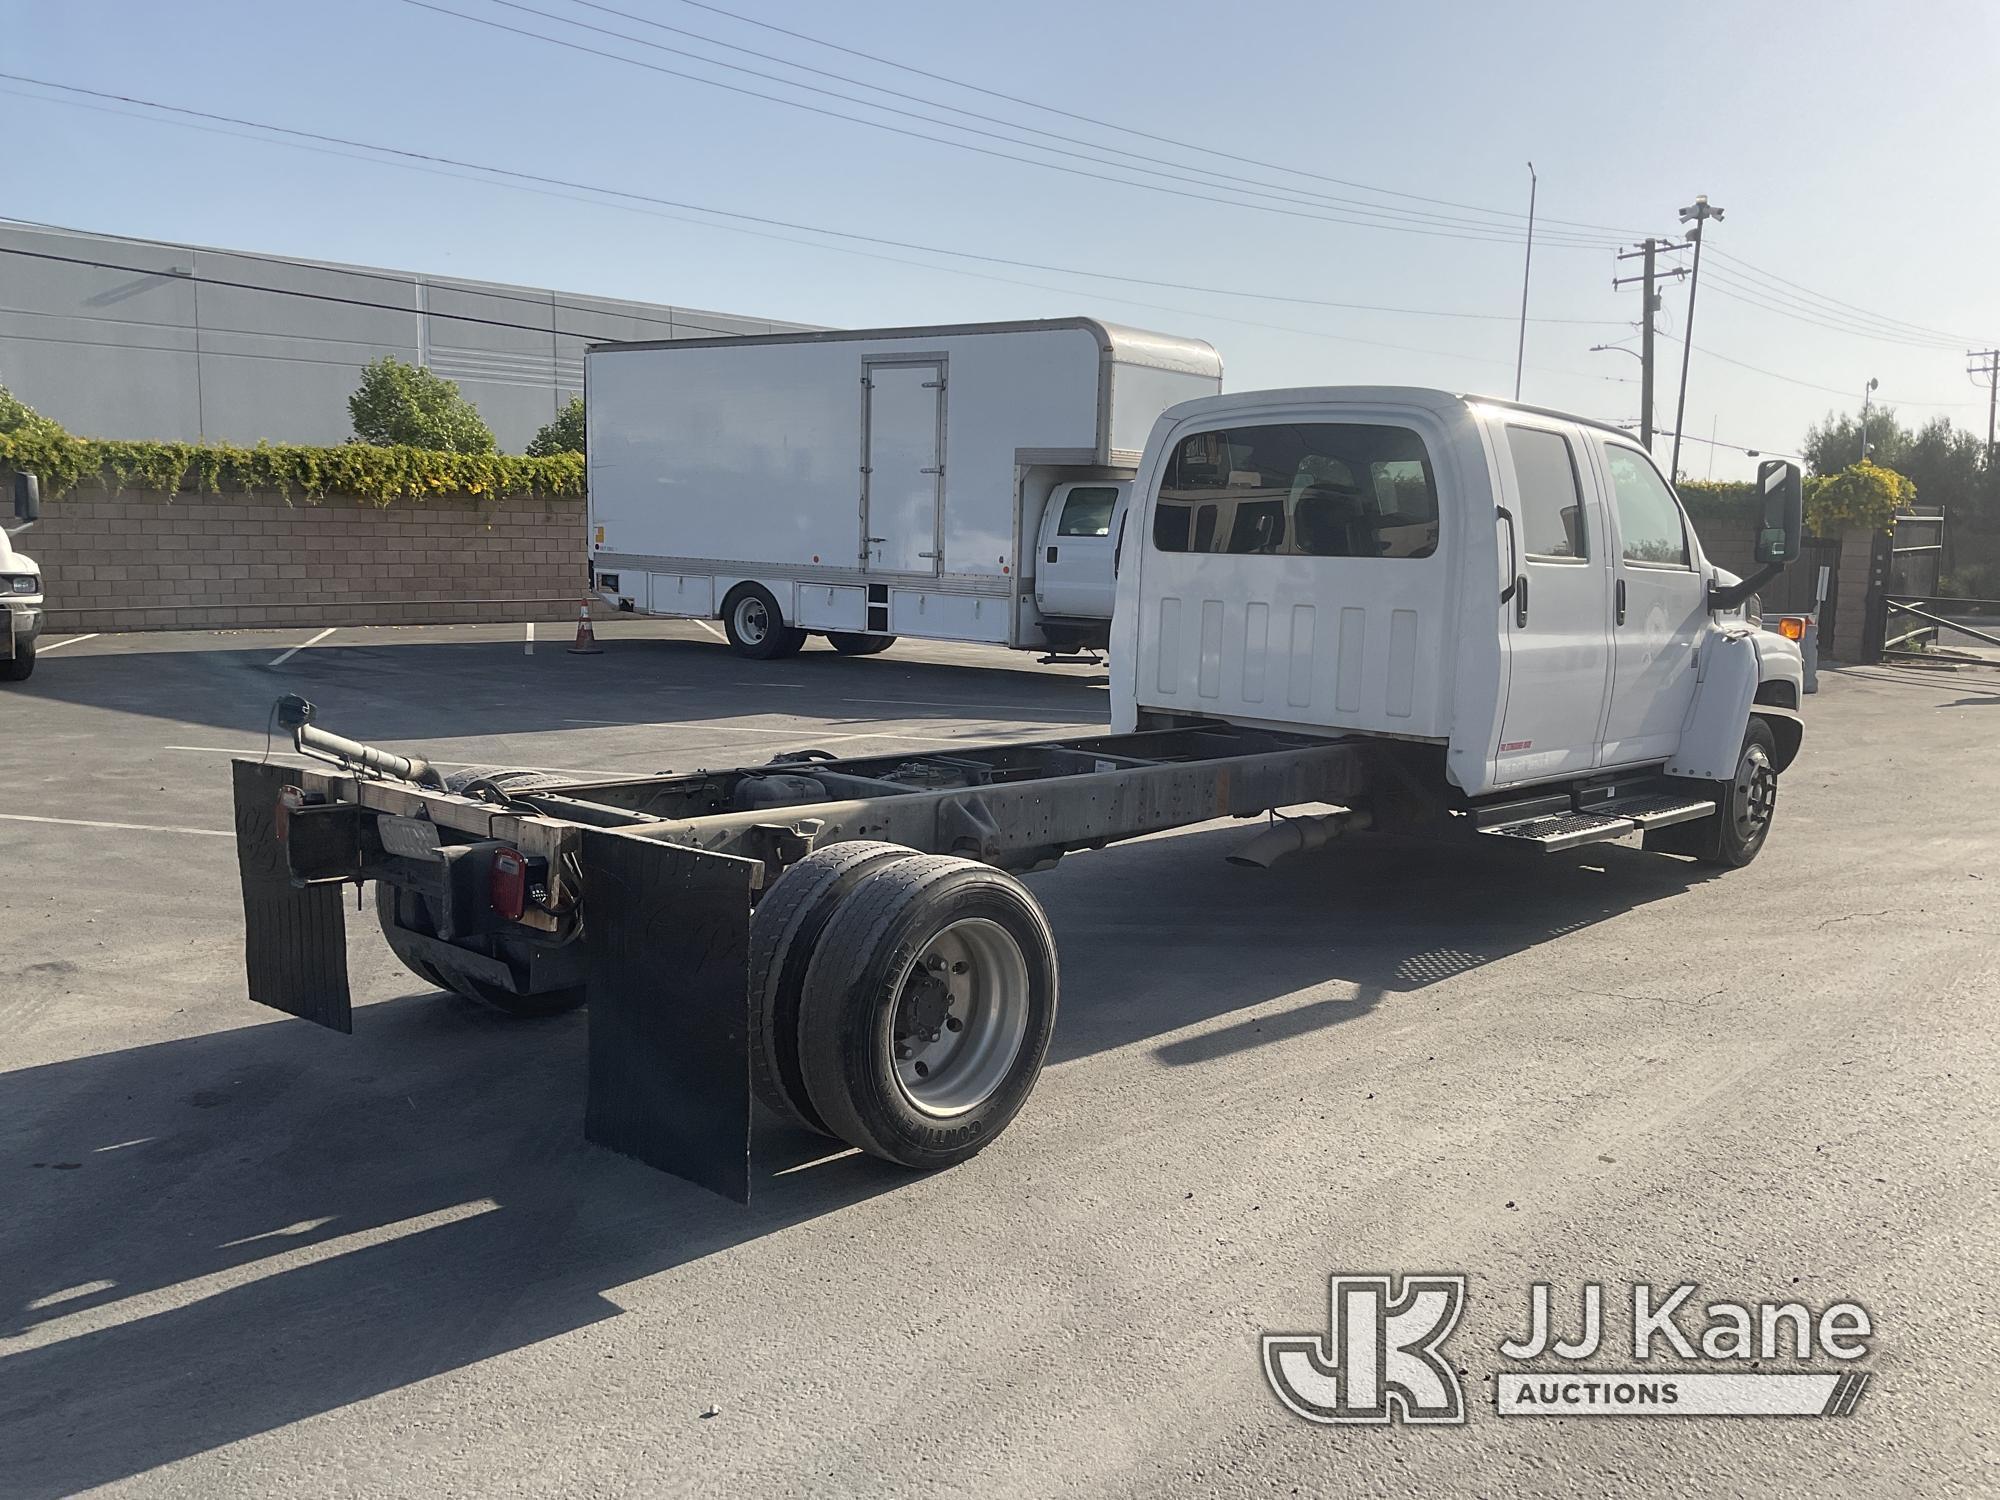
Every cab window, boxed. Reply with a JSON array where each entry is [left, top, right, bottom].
[[1152, 422, 1439, 559], [1506, 425, 1586, 560], [1604, 444, 1690, 567], [1055, 486, 1118, 538]]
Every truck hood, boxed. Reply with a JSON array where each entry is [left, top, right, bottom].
[[0, 537, 36, 575]]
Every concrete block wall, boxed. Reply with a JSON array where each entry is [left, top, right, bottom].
[[27, 487, 588, 633]]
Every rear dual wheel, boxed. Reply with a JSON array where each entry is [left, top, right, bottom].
[[749, 845, 1058, 1170]]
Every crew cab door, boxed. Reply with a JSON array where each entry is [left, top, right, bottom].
[[1035, 481, 1123, 619], [1591, 438, 1707, 765], [1492, 417, 1612, 783]]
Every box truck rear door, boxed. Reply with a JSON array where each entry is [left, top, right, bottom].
[[862, 361, 945, 576]]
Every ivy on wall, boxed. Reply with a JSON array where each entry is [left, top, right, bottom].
[[0, 408, 583, 507]]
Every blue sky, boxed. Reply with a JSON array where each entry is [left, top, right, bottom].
[[5, 0, 1997, 477]]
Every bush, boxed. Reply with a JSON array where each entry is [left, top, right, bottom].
[[1804, 460, 1913, 535], [527, 395, 585, 457], [348, 356, 495, 454], [0, 390, 582, 506]]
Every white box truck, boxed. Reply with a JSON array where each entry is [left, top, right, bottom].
[[230, 386, 1808, 1202], [583, 318, 1222, 659]]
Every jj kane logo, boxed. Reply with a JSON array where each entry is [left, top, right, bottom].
[[1264, 1276, 1874, 1426]]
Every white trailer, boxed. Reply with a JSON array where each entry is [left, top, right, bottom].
[[583, 318, 1222, 658]]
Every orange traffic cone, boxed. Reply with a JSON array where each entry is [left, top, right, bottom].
[[567, 597, 604, 655]]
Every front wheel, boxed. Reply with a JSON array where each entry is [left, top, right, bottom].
[[1648, 720, 1778, 867], [722, 584, 806, 660], [0, 635, 34, 681], [796, 855, 1058, 1170]]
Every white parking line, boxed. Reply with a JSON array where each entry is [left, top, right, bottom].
[[267, 627, 335, 668], [523, 622, 535, 656], [691, 619, 725, 641], [0, 813, 233, 838], [34, 633, 99, 652]]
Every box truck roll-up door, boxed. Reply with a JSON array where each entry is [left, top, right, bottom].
[[862, 361, 945, 576]]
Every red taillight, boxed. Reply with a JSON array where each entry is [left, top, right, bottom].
[[489, 847, 528, 921]]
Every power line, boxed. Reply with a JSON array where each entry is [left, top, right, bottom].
[[513, 0, 1615, 242], [0, 78, 1623, 325], [400, 0, 1618, 250], [1656, 328, 1983, 407], [1708, 246, 1995, 348], [664, 0, 1654, 239]]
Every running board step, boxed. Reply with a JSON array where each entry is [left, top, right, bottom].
[[1479, 796, 1715, 851]]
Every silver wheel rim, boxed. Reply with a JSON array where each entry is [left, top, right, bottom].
[[734, 596, 770, 645], [890, 917, 1030, 1118], [1732, 743, 1776, 842]]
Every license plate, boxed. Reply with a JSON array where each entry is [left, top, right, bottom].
[[377, 814, 443, 860]]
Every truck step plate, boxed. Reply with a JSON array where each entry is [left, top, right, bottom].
[[1608, 795, 1717, 830], [1479, 810, 1637, 851]]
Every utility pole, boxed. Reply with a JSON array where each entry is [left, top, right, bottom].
[[1971, 349, 2000, 465], [1612, 238, 1689, 453], [1859, 376, 1879, 464], [1669, 194, 1724, 483], [1514, 162, 1537, 401]]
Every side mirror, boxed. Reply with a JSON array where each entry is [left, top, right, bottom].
[[1754, 459, 1802, 566], [12, 471, 40, 525]]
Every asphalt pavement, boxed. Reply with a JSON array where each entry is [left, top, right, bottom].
[[1, 621, 1995, 1498]]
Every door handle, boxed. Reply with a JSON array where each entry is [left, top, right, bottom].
[[918, 551, 940, 559], [1615, 577, 1627, 626], [1514, 575, 1529, 627], [865, 536, 886, 544], [1046, 545, 1058, 563]]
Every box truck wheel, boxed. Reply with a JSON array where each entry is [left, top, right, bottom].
[[828, 632, 896, 656], [373, 882, 586, 1018], [0, 635, 33, 681], [796, 854, 1058, 1170], [748, 840, 919, 1133], [1647, 720, 1779, 868], [722, 584, 806, 660]]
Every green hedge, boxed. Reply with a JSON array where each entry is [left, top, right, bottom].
[[0, 423, 583, 507]]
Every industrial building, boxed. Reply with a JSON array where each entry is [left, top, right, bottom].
[[0, 220, 811, 452]]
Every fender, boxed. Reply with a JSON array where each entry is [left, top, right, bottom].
[[1750, 704, 1803, 774], [1665, 629, 1761, 781]]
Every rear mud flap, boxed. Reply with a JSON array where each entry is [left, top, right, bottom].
[[578, 829, 760, 1203], [232, 759, 353, 1032]]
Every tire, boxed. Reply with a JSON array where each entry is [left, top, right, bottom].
[[373, 881, 585, 1018], [796, 855, 1058, 1171], [828, 632, 896, 656], [747, 840, 915, 1133], [0, 635, 34, 682], [721, 584, 806, 661], [1649, 720, 1779, 868]]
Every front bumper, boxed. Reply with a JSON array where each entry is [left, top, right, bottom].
[[3, 601, 42, 658]]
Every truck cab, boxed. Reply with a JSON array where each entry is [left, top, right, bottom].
[[1112, 387, 1803, 805], [1031, 478, 1127, 628], [2, 473, 42, 682]]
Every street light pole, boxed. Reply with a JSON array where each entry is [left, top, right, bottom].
[[1514, 162, 1537, 401], [1860, 376, 1879, 464], [1669, 194, 1723, 484]]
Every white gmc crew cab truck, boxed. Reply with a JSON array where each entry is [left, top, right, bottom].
[[227, 386, 1807, 1201], [1112, 387, 1804, 845]]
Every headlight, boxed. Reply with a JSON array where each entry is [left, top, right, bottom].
[[4, 574, 36, 595]]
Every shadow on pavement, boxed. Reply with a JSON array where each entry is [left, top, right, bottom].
[[0, 818, 1715, 1494]]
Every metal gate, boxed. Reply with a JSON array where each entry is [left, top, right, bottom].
[[1875, 510, 1999, 662]]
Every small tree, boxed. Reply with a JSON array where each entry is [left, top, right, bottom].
[[348, 356, 495, 454], [527, 394, 585, 457]]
